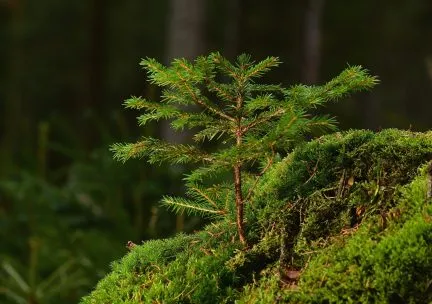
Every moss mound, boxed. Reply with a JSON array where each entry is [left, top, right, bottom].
[[81, 129, 432, 303]]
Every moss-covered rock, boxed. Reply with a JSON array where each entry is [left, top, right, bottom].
[[81, 129, 432, 303]]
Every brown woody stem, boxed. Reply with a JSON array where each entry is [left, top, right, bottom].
[[234, 163, 246, 245], [234, 125, 246, 245]]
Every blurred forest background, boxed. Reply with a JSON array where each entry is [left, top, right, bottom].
[[1, 0, 432, 303]]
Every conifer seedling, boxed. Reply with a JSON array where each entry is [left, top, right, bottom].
[[111, 52, 378, 245]]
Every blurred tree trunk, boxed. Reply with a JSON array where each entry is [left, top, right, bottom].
[[425, 56, 432, 86], [363, 94, 380, 129], [164, 0, 206, 232], [166, 0, 205, 62], [81, 0, 106, 149], [164, 0, 205, 144], [89, 0, 105, 109], [303, 0, 325, 84], [224, 0, 242, 59], [1, 0, 25, 175]]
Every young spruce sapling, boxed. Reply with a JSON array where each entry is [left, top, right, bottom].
[[111, 52, 378, 245]]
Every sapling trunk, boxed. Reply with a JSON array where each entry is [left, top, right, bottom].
[[234, 164, 246, 245], [234, 79, 246, 244]]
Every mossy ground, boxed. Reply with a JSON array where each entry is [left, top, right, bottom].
[[81, 129, 432, 303]]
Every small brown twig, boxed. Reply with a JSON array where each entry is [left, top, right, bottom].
[[303, 157, 320, 185]]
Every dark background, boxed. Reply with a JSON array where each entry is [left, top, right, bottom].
[[1, 1, 431, 303]]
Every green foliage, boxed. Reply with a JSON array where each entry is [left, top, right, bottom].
[[0, 173, 91, 304], [162, 182, 232, 217], [82, 129, 432, 303], [111, 52, 378, 243], [0, 148, 167, 304], [1, 258, 88, 304]]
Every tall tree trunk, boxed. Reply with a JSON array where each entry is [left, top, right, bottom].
[[165, 0, 206, 232], [166, 0, 205, 62], [83, 0, 105, 149], [303, 0, 325, 84], [223, 0, 242, 59], [164, 0, 206, 145], [89, 0, 105, 109], [1, 0, 25, 175], [363, 93, 380, 129]]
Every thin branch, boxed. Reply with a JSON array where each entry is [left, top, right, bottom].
[[206, 79, 235, 101], [175, 71, 236, 122], [211, 53, 238, 80], [242, 108, 285, 133], [167, 200, 225, 215], [189, 185, 221, 211], [303, 157, 320, 185]]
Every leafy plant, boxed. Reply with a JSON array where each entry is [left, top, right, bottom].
[[1, 258, 87, 304], [111, 52, 378, 244], [0, 151, 142, 304]]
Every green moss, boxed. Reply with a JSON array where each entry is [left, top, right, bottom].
[[81, 129, 432, 303], [240, 171, 432, 303], [294, 173, 432, 303], [81, 223, 245, 303]]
